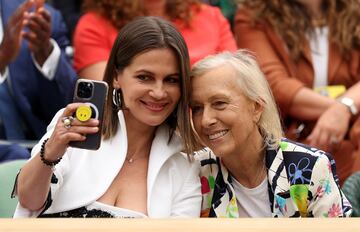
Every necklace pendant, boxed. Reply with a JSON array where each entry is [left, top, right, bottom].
[[128, 158, 134, 163]]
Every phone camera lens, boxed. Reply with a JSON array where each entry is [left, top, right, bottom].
[[77, 82, 93, 98]]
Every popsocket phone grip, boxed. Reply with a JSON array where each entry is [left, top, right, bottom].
[[76, 105, 96, 122]]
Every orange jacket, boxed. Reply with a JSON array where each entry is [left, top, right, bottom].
[[235, 9, 360, 184], [235, 9, 360, 118]]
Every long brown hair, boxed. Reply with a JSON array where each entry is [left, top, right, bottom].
[[81, 0, 142, 30], [102, 16, 197, 154], [238, 0, 360, 60], [82, 0, 201, 30], [149, 0, 201, 28]]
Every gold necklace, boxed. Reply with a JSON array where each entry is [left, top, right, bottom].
[[125, 154, 147, 164], [126, 156, 135, 163]]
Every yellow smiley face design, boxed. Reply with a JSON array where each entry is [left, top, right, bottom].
[[76, 105, 92, 122]]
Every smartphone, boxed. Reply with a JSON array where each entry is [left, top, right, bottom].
[[69, 79, 108, 150]]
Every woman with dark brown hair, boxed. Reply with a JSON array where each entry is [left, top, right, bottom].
[[73, 0, 237, 80], [235, 0, 360, 184], [13, 16, 201, 218]]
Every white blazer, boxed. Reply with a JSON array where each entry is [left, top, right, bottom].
[[14, 110, 201, 218]]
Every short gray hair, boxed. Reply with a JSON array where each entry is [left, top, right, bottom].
[[191, 50, 283, 149]]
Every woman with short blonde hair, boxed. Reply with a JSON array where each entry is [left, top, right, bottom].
[[191, 50, 352, 218]]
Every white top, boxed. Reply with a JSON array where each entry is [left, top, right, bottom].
[[0, 12, 61, 84], [308, 26, 329, 88], [13, 110, 201, 218], [231, 176, 272, 218]]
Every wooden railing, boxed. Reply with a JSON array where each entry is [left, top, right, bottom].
[[1, 218, 360, 232]]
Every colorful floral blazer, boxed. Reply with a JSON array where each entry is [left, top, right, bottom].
[[195, 139, 352, 217]]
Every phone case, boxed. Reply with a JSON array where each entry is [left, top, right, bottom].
[[69, 79, 108, 150]]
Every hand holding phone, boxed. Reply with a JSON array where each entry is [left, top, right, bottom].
[[69, 79, 108, 150]]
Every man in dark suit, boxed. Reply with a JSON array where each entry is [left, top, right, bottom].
[[48, 0, 83, 41], [0, 0, 77, 161]]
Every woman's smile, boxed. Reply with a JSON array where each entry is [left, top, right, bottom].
[[141, 100, 168, 112], [208, 129, 229, 141]]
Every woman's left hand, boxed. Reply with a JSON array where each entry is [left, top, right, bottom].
[[307, 102, 351, 152]]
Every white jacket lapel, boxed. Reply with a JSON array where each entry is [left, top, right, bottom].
[[147, 126, 182, 210]]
